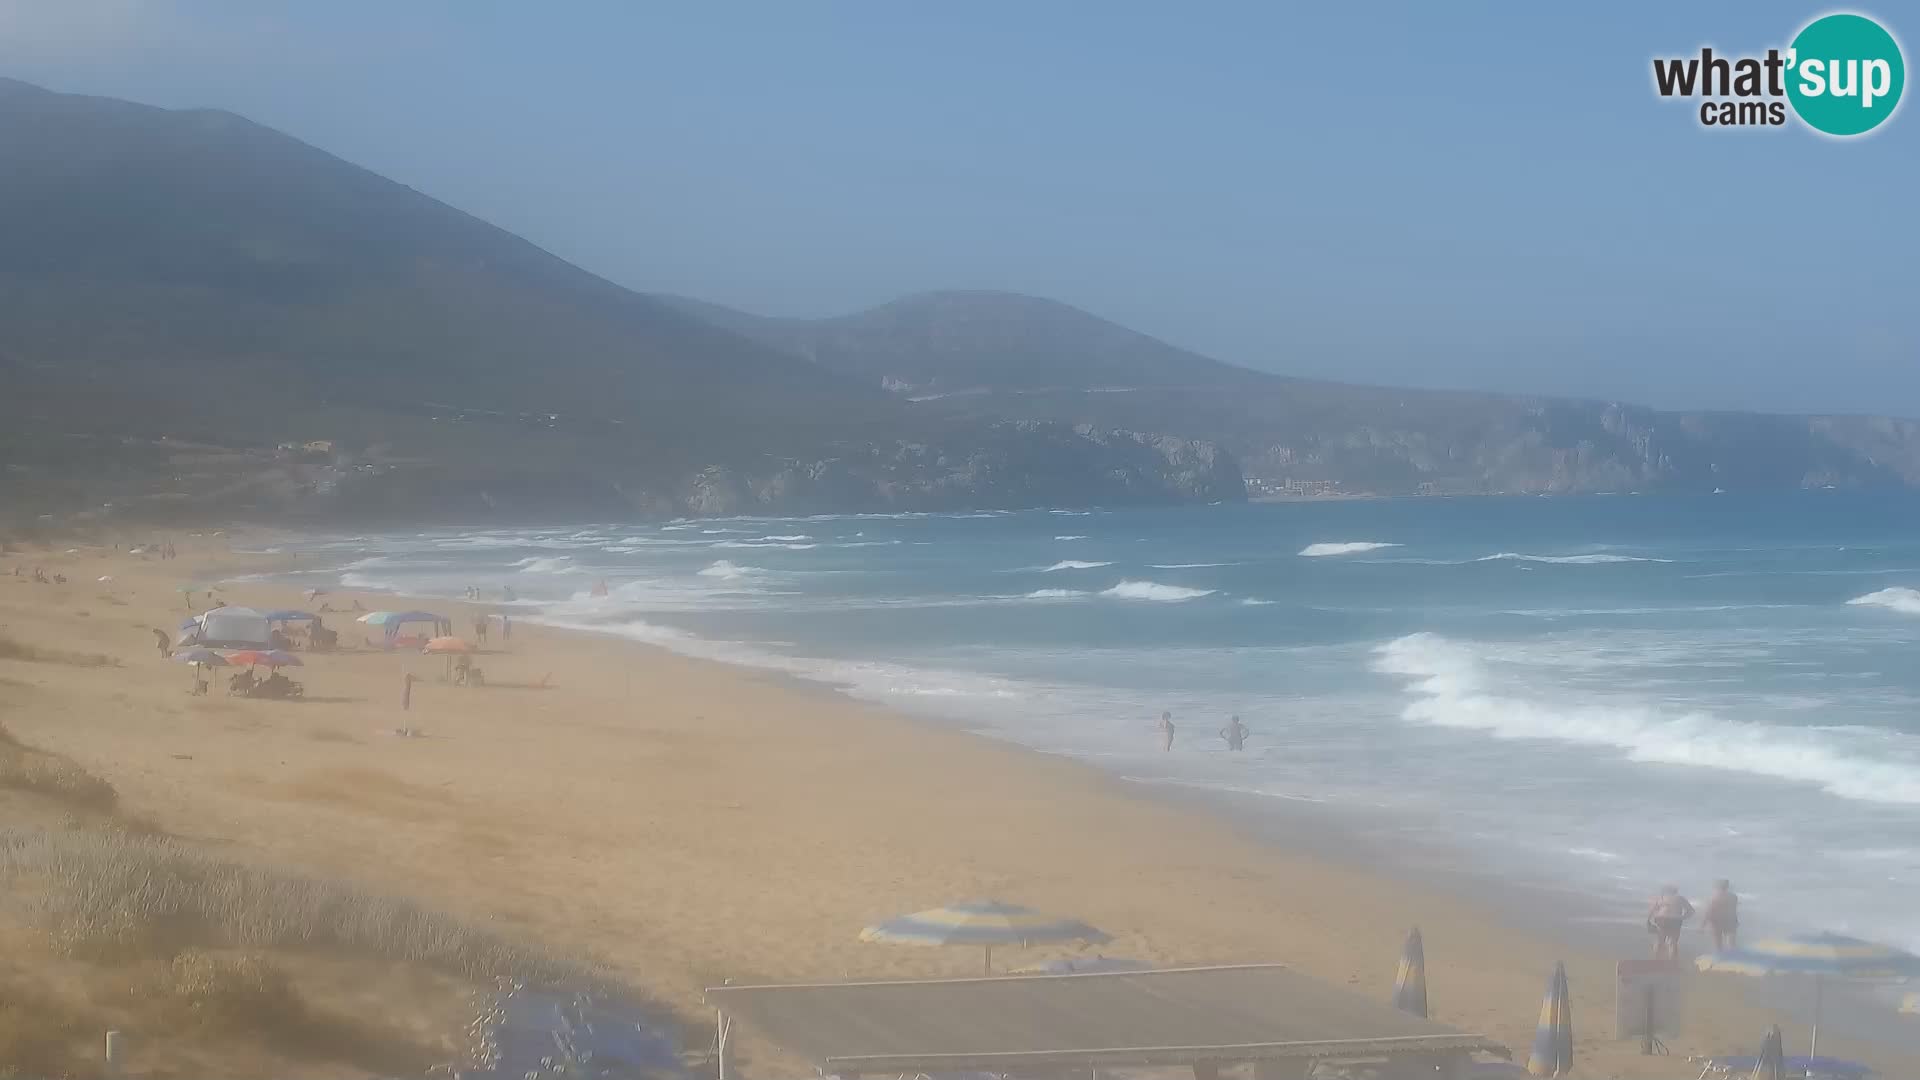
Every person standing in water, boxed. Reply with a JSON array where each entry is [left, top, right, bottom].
[[1702, 879, 1739, 953], [1646, 885, 1694, 963], [1156, 711, 1176, 752], [1220, 715, 1249, 751]]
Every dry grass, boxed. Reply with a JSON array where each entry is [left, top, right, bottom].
[[155, 950, 434, 1074], [0, 828, 574, 982], [0, 631, 117, 667], [0, 722, 119, 812]]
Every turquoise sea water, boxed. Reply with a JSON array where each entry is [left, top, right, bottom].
[[276, 493, 1920, 954]]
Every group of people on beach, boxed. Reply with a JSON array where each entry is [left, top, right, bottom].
[[1647, 879, 1740, 961], [1154, 711, 1251, 752]]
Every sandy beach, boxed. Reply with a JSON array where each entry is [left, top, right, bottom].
[[1, 531, 1910, 1077]]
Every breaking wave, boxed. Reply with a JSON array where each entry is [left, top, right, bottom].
[[1037, 560, 1112, 572], [697, 560, 757, 580], [1299, 542, 1399, 557], [1374, 633, 1920, 805], [1477, 552, 1669, 564], [1101, 580, 1216, 602], [1055, 535, 1088, 541], [1848, 587, 1920, 615], [1024, 588, 1088, 599], [514, 556, 583, 574]]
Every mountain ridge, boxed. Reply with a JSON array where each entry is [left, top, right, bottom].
[[658, 290, 1920, 495], [0, 78, 1240, 524]]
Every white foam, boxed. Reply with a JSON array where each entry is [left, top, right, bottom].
[[1240, 598, 1275, 606], [1477, 552, 1669, 564], [1055, 535, 1088, 541], [698, 560, 757, 580], [1374, 633, 1920, 805], [1151, 562, 1232, 569], [515, 556, 582, 574], [1847, 587, 1920, 615], [1300, 542, 1400, 557], [714, 540, 819, 550], [1024, 588, 1089, 599], [1101, 580, 1216, 602], [1036, 560, 1113, 572]]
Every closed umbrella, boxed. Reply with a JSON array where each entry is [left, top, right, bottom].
[[1525, 962, 1573, 1078], [1698, 932, 1920, 1057], [1749, 1025, 1786, 1080], [1392, 927, 1429, 1018], [860, 900, 1108, 974]]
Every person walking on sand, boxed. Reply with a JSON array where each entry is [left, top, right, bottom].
[[152, 627, 172, 659], [1157, 710, 1176, 752], [1647, 885, 1694, 963], [1703, 879, 1739, 953], [473, 614, 488, 645], [401, 672, 415, 711], [1220, 715, 1249, 751]]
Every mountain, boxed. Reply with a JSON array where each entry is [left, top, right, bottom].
[[0, 79, 1238, 523], [661, 291, 1920, 495]]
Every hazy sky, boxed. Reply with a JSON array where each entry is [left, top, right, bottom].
[[1, 1, 1914, 415]]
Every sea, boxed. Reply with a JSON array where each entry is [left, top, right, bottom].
[[265, 492, 1920, 960]]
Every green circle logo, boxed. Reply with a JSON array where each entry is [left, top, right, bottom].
[[1787, 13, 1905, 136]]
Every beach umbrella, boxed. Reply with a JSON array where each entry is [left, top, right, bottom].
[[172, 648, 228, 666], [1392, 927, 1429, 1018], [261, 609, 316, 622], [1010, 955, 1151, 975], [860, 900, 1109, 974], [1698, 932, 1920, 1057], [1749, 1025, 1786, 1080], [179, 615, 204, 629], [260, 650, 302, 667], [356, 611, 399, 625], [1525, 962, 1573, 1078], [423, 636, 474, 654]]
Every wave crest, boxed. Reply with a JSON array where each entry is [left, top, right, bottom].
[[697, 560, 756, 580], [1477, 552, 1668, 564], [1300, 542, 1399, 557], [1037, 560, 1112, 572], [1848, 587, 1920, 615], [1101, 580, 1215, 602], [1374, 633, 1920, 805]]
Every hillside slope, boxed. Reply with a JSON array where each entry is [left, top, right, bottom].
[[662, 291, 1920, 495], [0, 80, 1238, 522]]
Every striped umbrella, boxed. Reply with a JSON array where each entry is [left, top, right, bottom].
[[1749, 1025, 1786, 1080], [1697, 933, 1920, 1057], [1392, 927, 1429, 1018], [860, 900, 1108, 974], [1525, 962, 1573, 1078]]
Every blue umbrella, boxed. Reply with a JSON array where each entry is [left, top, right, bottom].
[[860, 900, 1109, 974], [261, 609, 317, 622], [1698, 932, 1920, 1056], [1525, 962, 1573, 1077], [1392, 927, 1429, 1018]]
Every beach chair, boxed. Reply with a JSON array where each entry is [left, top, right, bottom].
[[1693, 1054, 1873, 1080]]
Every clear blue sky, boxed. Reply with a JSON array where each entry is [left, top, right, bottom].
[[1, 1, 1914, 414]]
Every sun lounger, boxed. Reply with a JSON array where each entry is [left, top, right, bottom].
[[1694, 1055, 1873, 1080]]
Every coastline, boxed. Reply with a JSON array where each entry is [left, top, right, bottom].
[[3, 532, 1915, 1076]]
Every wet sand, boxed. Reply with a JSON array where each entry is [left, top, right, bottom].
[[2, 532, 1912, 1076]]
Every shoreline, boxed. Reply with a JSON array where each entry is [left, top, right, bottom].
[[5, 532, 1916, 1075]]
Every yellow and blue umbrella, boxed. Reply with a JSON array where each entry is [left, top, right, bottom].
[[1525, 962, 1573, 1078], [1697, 932, 1920, 1057], [1392, 927, 1428, 1018], [860, 900, 1108, 974]]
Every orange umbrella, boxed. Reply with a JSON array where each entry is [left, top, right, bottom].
[[422, 636, 474, 654], [221, 650, 274, 667]]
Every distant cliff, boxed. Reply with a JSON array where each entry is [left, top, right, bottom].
[[660, 291, 1920, 496]]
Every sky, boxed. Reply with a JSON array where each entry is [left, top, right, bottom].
[[0, 1, 1915, 415]]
